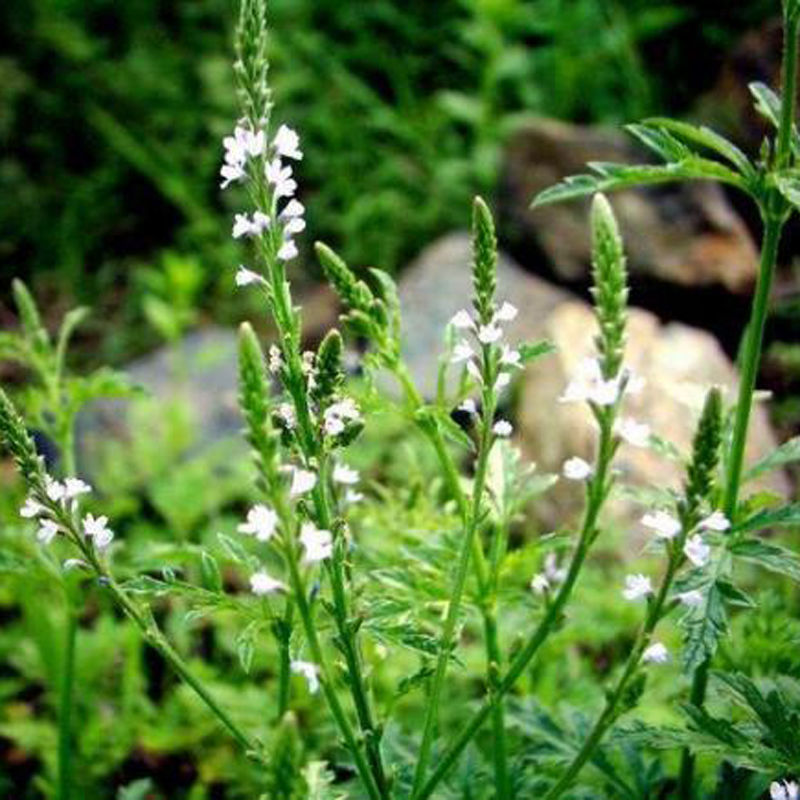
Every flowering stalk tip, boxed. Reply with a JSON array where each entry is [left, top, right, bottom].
[[471, 196, 498, 325]]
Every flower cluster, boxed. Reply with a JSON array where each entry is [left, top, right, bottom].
[[450, 301, 520, 434], [20, 475, 114, 555], [530, 553, 567, 596], [772, 780, 799, 800]]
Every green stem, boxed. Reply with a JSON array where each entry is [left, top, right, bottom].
[[484, 607, 510, 800], [276, 599, 294, 720], [414, 413, 617, 800], [56, 605, 77, 800], [410, 369, 497, 798], [678, 12, 798, 789]]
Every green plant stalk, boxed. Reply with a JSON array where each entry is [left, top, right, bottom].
[[254, 180, 389, 798], [415, 410, 618, 800], [56, 605, 77, 800], [410, 347, 498, 799], [276, 599, 294, 720], [678, 14, 799, 797], [543, 553, 681, 800]]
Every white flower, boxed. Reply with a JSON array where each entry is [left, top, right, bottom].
[[771, 780, 799, 800], [266, 158, 297, 198], [345, 489, 364, 505], [684, 535, 711, 567], [63, 558, 88, 571], [466, 359, 483, 383], [273, 124, 303, 160], [323, 398, 361, 437], [698, 510, 730, 532], [232, 211, 270, 239], [477, 323, 503, 345], [238, 505, 278, 541], [625, 372, 646, 396], [333, 464, 359, 485], [20, 496, 45, 519], [500, 346, 522, 369], [276, 403, 296, 429], [451, 340, 474, 364], [277, 239, 299, 261], [36, 518, 60, 545], [300, 522, 333, 563], [615, 417, 651, 447], [290, 468, 317, 497], [559, 358, 620, 406], [677, 589, 704, 608], [543, 553, 567, 584], [563, 456, 592, 481], [623, 573, 653, 601], [291, 660, 320, 694], [280, 199, 305, 219], [642, 642, 669, 664], [589, 378, 621, 406], [250, 570, 285, 596], [459, 398, 478, 415], [530, 574, 550, 595], [450, 309, 474, 329], [268, 345, 283, 374], [64, 478, 92, 500], [220, 161, 246, 189], [642, 510, 682, 541], [494, 372, 511, 392], [283, 216, 306, 236], [493, 420, 512, 437], [45, 477, 66, 503], [82, 513, 114, 549], [494, 302, 518, 323], [235, 266, 265, 287]]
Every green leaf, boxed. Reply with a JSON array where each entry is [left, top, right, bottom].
[[681, 578, 728, 673], [55, 306, 90, 377], [200, 551, 223, 593], [775, 172, 800, 211], [749, 82, 800, 156], [744, 436, 800, 482], [729, 539, 800, 583], [0, 332, 28, 365], [638, 118, 754, 177], [732, 503, 800, 535], [518, 339, 555, 364]]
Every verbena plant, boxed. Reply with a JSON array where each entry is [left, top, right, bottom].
[[2, 1, 800, 799]]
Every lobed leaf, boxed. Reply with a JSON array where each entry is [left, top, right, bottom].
[[744, 436, 800, 482], [729, 539, 800, 583]]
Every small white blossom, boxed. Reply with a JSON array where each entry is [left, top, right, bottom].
[[37, 518, 60, 545], [530, 574, 550, 595], [493, 420, 513, 438], [345, 489, 364, 505], [276, 403, 296, 429], [771, 781, 799, 800], [291, 660, 320, 694], [278, 239, 299, 261], [677, 589, 704, 608], [220, 162, 246, 189], [273, 124, 303, 160], [450, 309, 474, 329], [466, 359, 483, 383], [642, 642, 669, 664], [64, 478, 91, 500], [63, 558, 88, 571], [266, 158, 297, 198], [20, 496, 45, 519], [684, 535, 711, 567], [543, 553, 567, 584], [615, 417, 651, 447], [458, 398, 477, 415], [559, 358, 621, 406], [45, 477, 66, 503], [250, 570, 285, 596], [82, 513, 114, 549], [589, 378, 621, 406], [563, 456, 592, 481], [642, 510, 682, 541], [283, 216, 306, 236], [290, 468, 317, 497], [323, 398, 361, 437], [477, 323, 503, 345], [235, 266, 265, 287], [451, 340, 474, 364], [494, 372, 511, 392], [623, 573, 653, 601], [280, 199, 305, 219], [238, 505, 278, 541], [494, 302, 518, 323], [333, 464, 359, 485], [232, 211, 270, 239], [300, 522, 333, 563], [698, 510, 730, 532], [268, 345, 284, 374], [500, 346, 522, 369]]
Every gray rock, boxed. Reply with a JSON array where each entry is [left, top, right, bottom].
[[500, 118, 759, 293], [398, 232, 570, 397]]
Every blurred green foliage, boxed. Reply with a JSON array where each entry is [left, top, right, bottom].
[[0, 0, 776, 340]]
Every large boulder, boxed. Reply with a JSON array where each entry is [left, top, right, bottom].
[[499, 118, 759, 293], [398, 232, 570, 397], [518, 301, 791, 529]]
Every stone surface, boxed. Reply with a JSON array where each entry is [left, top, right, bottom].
[[398, 232, 570, 397], [518, 301, 791, 528], [499, 118, 759, 293]]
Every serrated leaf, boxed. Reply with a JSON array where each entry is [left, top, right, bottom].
[[749, 82, 800, 157], [775, 172, 800, 211], [729, 538, 800, 583], [518, 339, 555, 364], [217, 532, 252, 565], [744, 436, 800, 482], [732, 503, 800, 534], [681, 579, 728, 673], [200, 551, 223, 593]]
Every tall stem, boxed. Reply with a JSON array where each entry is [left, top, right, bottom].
[[56, 605, 77, 800], [276, 599, 294, 720], [414, 414, 616, 800], [679, 16, 798, 797]]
